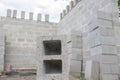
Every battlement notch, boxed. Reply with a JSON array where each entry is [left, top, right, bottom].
[[7, 9, 12, 18], [13, 10, 17, 18], [21, 11, 25, 19], [45, 14, 49, 22]]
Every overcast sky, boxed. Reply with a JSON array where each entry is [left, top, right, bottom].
[[0, 0, 71, 22]]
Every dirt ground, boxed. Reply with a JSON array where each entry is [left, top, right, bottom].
[[0, 75, 80, 80], [0, 71, 36, 80], [0, 75, 36, 80], [0, 71, 80, 80]]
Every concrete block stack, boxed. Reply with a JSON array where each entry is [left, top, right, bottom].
[[86, 11, 119, 80], [69, 31, 83, 77], [85, 0, 119, 80], [37, 35, 69, 80], [85, 60, 100, 80]]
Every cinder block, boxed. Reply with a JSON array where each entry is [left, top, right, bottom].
[[0, 47, 5, 54], [7, 9, 11, 17], [99, 27, 114, 37], [102, 74, 119, 80], [100, 36, 116, 45], [71, 53, 82, 61], [85, 60, 100, 80], [101, 63, 119, 74], [37, 13, 42, 21], [91, 45, 117, 56], [97, 11, 112, 20], [70, 60, 81, 73], [98, 19, 112, 28], [113, 21, 120, 27], [70, 1, 74, 9], [101, 45, 117, 55], [37, 35, 69, 80], [29, 12, 33, 20], [101, 55, 118, 64], [90, 46, 102, 56], [66, 5, 70, 13], [21, 11, 25, 19], [13, 10, 17, 18], [45, 14, 49, 22]]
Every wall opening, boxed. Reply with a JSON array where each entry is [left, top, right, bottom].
[[44, 60, 62, 74], [43, 40, 61, 55]]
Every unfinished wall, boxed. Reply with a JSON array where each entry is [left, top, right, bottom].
[[0, 11, 58, 70], [0, 29, 5, 70], [58, 0, 120, 79], [114, 17, 120, 76]]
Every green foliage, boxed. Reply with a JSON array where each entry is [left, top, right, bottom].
[[0, 70, 5, 75], [80, 74, 85, 80], [119, 0, 120, 6]]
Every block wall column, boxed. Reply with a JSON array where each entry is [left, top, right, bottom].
[[0, 30, 5, 70], [85, 0, 119, 80], [86, 12, 119, 80]]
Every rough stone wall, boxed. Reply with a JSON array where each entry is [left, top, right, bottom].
[[0, 17, 58, 70]]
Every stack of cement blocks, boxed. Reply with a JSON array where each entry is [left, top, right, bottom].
[[97, 11, 119, 80], [0, 29, 5, 70], [69, 31, 83, 77], [85, 1, 119, 79], [85, 61, 100, 80], [37, 35, 69, 80]]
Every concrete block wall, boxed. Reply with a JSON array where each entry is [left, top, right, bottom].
[[58, 0, 110, 61], [0, 29, 5, 70], [0, 12, 58, 70], [114, 20, 120, 76], [87, 11, 119, 80], [58, 0, 120, 78], [0, 0, 119, 80], [85, 61, 100, 80]]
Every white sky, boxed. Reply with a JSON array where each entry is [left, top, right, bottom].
[[0, 0, 71, 22]]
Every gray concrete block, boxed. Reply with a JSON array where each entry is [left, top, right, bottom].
[[37, 13, 42, 21], [21, 11, 25, 19], [101, 63, 119, 74], [45, 14, 49, 22], [13, 10, 17, 18], [29, 12, 33, 20], [7, 9, 12, 17], [101, 55, 118, 64], [85, 60, 100, 80], [70, 60, 81, 73], [102, 74, 119, 80]]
